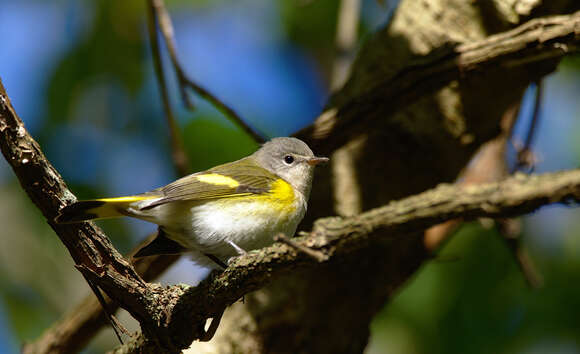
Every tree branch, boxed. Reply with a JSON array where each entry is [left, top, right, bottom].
[[149, 0, 266, 143], [0, 79, 179, 352], [115, 167, 580, 352], [22, 233, 179, 354], [330, 0, 361, 90], [330, 0, 364, 217], [297, 10, 580, 152], [146, 0, 190, 176]]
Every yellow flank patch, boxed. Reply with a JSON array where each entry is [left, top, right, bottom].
[[210, 178, 298, 220], [269, 178, 296, 211], [96, 196, 157, 203], [196, 173, 239, 188]]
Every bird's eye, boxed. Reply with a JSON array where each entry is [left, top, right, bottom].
[[284, 155, 294, 164]]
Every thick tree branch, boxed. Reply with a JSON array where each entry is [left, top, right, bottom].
[[23, 233, 179, 354], [297, 10, 580, 152], [114, 168, 580, 352], [0, 79, 181, 352]]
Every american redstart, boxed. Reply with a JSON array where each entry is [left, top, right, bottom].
[[55, 137, 328, 268]]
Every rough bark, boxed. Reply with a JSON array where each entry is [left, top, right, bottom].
[[22, 236, 179, 353], [111, 168, 580, 353]]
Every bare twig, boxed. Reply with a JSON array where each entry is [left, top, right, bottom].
[[499, 221, 544, 288], [515, 246, 544, 288], [423, 100, 544, 288], [330, 0, 363, 217], [523, 81, 544, 151], [273, 233, 328, 262], [331, 0, 361, 90], [198, 308, 225, 342], [150, 0, 194, 110], [424, 102, 518, 250], [24, 233, 180, 354], [513, 80, 544, 172], [81, 278, 128, 343], [0, 78, 182, 351], [147, 0, 190, 176], [149, 0, 266, 143]]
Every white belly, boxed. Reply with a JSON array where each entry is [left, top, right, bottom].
[[142, 193, 307, 267]]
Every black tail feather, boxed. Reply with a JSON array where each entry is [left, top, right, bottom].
[[55, 200, 106, 223]]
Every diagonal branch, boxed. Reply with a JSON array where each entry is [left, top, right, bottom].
[[149, 0, 266, 143], [331, 0, 361, 90], [147, 0, 190, 176], [296, 10, 580, 152], [0, 79, 179, 352], [22, 233, 179, 354], [114, 168, 580, 352]]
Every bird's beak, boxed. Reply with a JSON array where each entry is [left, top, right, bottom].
[[307, 156, 329, 166]]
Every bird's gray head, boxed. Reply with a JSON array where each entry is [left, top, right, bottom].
[[253, 137, 328, 198]]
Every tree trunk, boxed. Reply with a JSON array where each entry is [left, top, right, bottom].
[[189, 1, 579, 352]]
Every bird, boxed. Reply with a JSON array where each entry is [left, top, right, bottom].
[[55, 137, 328, 268]]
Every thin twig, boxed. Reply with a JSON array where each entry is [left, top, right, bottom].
[[498, 220, 544, 288], [515, 246, 544, 288], [330, 0, 363, 216], [424, 102, 518, 250], [423, 100, 544, 288], [82, 277, 129, 342], [524, 81, 543, 150], [331, 0, 361, 90], [150, 0, 194, 110], [24, 233, 180, 354], [513, 80, 543, 172], [273, 233, 328, 262], [149, 0, 266, 143], [147, 0, 191, 176]]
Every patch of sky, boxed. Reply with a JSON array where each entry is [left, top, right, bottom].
[[511, 68, 580, 173], [511, 66, 580, 255], [170, 0, 326, 138], [0, 1, 93, 134], [0, 300, 17, 354]]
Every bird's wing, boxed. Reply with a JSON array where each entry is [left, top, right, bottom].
[[141, 157, 277, 209]]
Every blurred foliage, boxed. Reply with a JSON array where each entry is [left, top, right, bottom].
[[369, 223, 580, 354], [182, 117, 259, 171], [45, 0, 146, 131], [280, 0, 339, 79]]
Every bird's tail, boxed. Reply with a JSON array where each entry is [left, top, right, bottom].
[[55, 196, 157, 223]]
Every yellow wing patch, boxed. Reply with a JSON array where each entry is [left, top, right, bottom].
[[195, 173, 239, 188]]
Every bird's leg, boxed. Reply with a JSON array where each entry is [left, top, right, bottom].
[[227, 240, 247, 255]]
